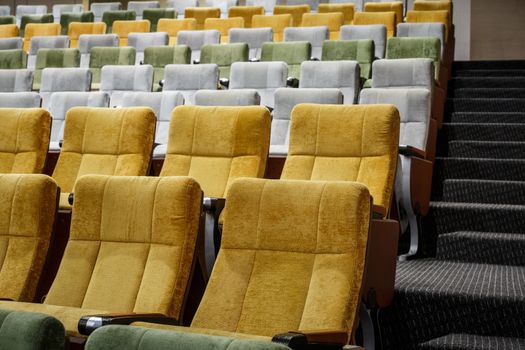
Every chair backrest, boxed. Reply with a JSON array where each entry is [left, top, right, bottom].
[[299, 60, 359, 104], [228, 6, 264, 28], [101, 10, 136, 33], [127, 1, 160, 19], [228, 27, 272, 60], [260, 41, 311, 80], [143, 45, 190, 91], [252, 14, 292, 41], [40, 67, 91, 109], [283, 26, 327, 59], [23, 23, 60, 51], [0, 92, 40, 107], [53, 4, 84, 23], [285, 0, 319, 10], [194, 89, 261, 106], [77, 33, 118, 68], [0, 49, 27, 69], [301, 12, 343, 40], [91, 2, 122, 22], [0, 15, 15, 25], [413, 0, 453, 18], [273, 4, 310, 26], [200, 43, 249, 79], [206, 0, 239, 16], [160, 105, 271, 199], [16, 5, 47, 26], [20, 14, 54, 38], [405, 10, 450, 41], [0, 37, 22, 50], [321, 39, 374, 80], [281, 103, 399, 212], [100, 65, 154, 107], [0, 6, 10, 16], [163, 64, 219, 105], [166, 0, 198, 18], [318, 3, 355, 24], [60, 12, 95, 35], [0, 69, 32, 92], [157, 18, 197, 45], [191, 177, 371, 338], [33, 48, 80, 90], [112, 19, 150, 46], [364, 1, 403, 25], [397, 22, 445, 60], [0, 174, 58, 301], [88, 46, 136, 88], [230, 61, 287, 108], [143, 8, 177, 32], [386, 37, 441, 80], [0, 108, 51, 174], [245, 0, 277, 14], [27, 35, 70, 70], [204, 17, 244, 43], [371, 58, 434, 91], [0, 24, 18, 38], [177, 29, 220, 63], [44, 174, 202, 324], [127, 32, 168, 64], [69, 22, 107, 49], [340, 24, 386, 59], [353, 11, 395, 38], [184, 7, 221, 30]]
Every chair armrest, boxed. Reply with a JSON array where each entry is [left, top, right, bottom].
[[286, 77, 299, 88], [398, 145, 426, 159], [159, 79, 164, 88], [249, 57, 260, 62], [78, 313, 178, 336], [272, 330, 349, 350], [219, 78, 230, 88], [410, 156, 433, 216], [309, 57, 319, 61], [371, 204, 386, 219], [193, 59, 200, 64], [202, 197, 226, 279], [68, 193, 74, 205]]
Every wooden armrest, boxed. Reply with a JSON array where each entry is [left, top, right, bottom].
[[301, 330, 348, 345], [372, 204, 386, 219], [78, 313, 178, 336], [399, 145, 426, 159], [272, 330, 349, 350]]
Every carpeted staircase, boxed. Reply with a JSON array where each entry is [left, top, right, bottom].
[[379, 60, 525, 350]]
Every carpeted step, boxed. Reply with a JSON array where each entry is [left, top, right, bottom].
[[440, 179, 525, 204], [445, 98, 525, 113], [453, 60, 525, 70], [436, 231, 525, 266], [379, 259, 525, 350], [442, 124, 525, 142], [448, 77, 525, 89], [434, 157, 525, 182], [447, 141, 525, 159], [450, 88, 525, 98], [418, 334, 525, 350], [448, 112, 525, 124], [454, 70, 525, 77]]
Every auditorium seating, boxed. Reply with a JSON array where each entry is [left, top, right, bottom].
[[78, 34, 119, 68], [52, 4, 83, 23], [100, 65, 153, 107], [15, 5, 47, 27], [128, 32, 168, 64], [406, 9, 450, 41], [144, 45, 190, 91], [23, 23, 60, 51], [59, 12, 95, 36], [157, 18, 197, 45], [318, 3, 355, 24], [127, 1, 160, 20], [177, 30, 220, 63], [0, 108, 51, 174], [261, 41, 310, 81], [68, 22, 107, 49], [166, 0, 198, 18], [0, 6, 9, 16], [0, 69, 33, 92], [246, 0, 276, 14], [0, 37, 22, 50], [0, 92, 41, 108], [204, 17, 244, 43], [364, 1, 404, 26], [162, 64, 218, 105], [0, 24, 18, 38], [273, 4, 309, 27], [0, 16, 14, 25], [285, 0, 319, 10], [33, 49, 80, 91], [301, 12, 344, 40], [89, 46, 136, 89], [91, 2, 121, 22], [321, 40, 374, 81], [200, 43, 249, 79], [340, 24, 387, 59], [184, 7, 221, 30], [39, 67, 90, 110], [112, 19, 150, 46], [101, 10, 136, 33], [228, 27, 272, 60], [252, 14, 292, 41], [353, 11, 396, 38], [194, 89, 261, 106], [0, 49, 27, 69], [206, 0, 238, 17], [143, 8, 177, 32], [20, 14, 54, 38], [283, 26, 327, 59], [228, 6, 264, 27], [397, 22, 445, 59], [27, 36, 69, 70]]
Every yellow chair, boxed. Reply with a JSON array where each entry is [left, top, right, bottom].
[[406, 10, 451, 41], [0, 174, 203, 338], [318, 3, 355, 25], [0, 24, 18, 38], [353, 11, 396, 38], [228, 6, 264, 28], [0, 174, 58, 302], [23, 23, 61, 51], [204, 17, 244, 43], [157, 18, 197, 45], [364, 1, 404, 26], [111, 20, 150, 46], [184, 7, 221, 30], [301, 12, 344, 40], [0, 108, 51, 174], [51, 107, 156, 209], [252, 14, 292, 41], [273, 4, 310, 27], [414, 0, 453, 18], [68, 22, 107, 48]]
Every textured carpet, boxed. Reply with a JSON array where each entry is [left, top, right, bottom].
[[448, 112, 525, 124], [419, 334, 525, 350]]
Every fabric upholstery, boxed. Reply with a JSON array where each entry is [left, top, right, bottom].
[[0, 109, 51, 174], [0, 174, 202, 337], [406, 10, 450, 41], [160, 106, 271, 199], [51, 107, 155, 208], [281, 103, 399, 212], [100, 65, 154, 107], [23, 23, 60, 51], [340, 24, 387, 59], [207, 0, 239, 16], [158, 18, 197, 46], [143, 8, 177, 32], [204, 17, 244, 43], [283, 26, 327, 59], [112, 20, 150, 46], [77, 34, 119, 68], [371, 58, 434, 91], [270, 88, 342, 155], [321, 40, 374, 80], [353, 11, 396, 38], [128, 32, 168, 64], [0, 7, 9, 16], [163, 64, 218, 105], [318, 3, 354, 24], [230, 61, 287, 108], [102, 10, 136, 33], [127, 1, 160, 20], [0, 16, 15, 25], [0, 24, 18, 38], [33, 48, 80, 90], [40, 67, 91, 110], [166, 0, 198, 18], [184, 7, 221, 30], [15, 5, 47, 27], [413, 0, 453, 17], [386, 37, 441, 80], [301, 13, 343, 40], [397, 22, 446, 59], [143, 46, 190, 91], [91, 2, 121, 22], [0, 37, 22, 50], [285, 0, 318, 10], [245, 0, 277, 14], [0, 92, 40, 108], [228, 28, 272, 60], [0, 49, 26, 69], [273, 5, 309, 26], [88, 47, 136, 89], [0, 69, 33, 92], [69, 22, 107, 49], [60, 12, 94, 35], [53, 4, 83, 22], [260, 41, 310, 80], [177, 30, 220, 63], [27, 36, 70, 70], [20, 14, 54, 38], [364, 2, 403, 26], [252, 14, 291, 41], [299, 60, 359, 104], [200, 43, 249, 79], [228, 6, 264, 28], [194, 89, 260, 106]]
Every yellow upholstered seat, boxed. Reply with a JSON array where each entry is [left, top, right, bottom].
[[252, 14, 292, 41], [280, 104, 400, 216], [184, 7, 221, 30], [406, 10, 451, 41], [317, 3, 355, 25], [228, 6, 264, 28], [273, 4, 310, 27], [204, 17, 244, 43], [353, 11, 396, 38], [160, 105, 271, 199], [157, 18, 197, 45], [0, 174, 57, 302], [68, 22, 107, 48], [23, 23, 61, 51], [0, 174, 203, 337], [364, 1, 404, 26], [51, 107, 155, 209], [301, 12, 344, 40], [0, 108, 51, 174], [0, 24, 18, 38], [112, 20, 150, 46], [414, 0, 453, 18]]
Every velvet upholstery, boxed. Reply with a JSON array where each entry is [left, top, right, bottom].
[[22, 23, 60, 52], [195, 89, 260, 106], [88, 47, 136, 89], [0, 174, 202, 337], [60, 12, 94, 35], [27, 36, 70, 70], [51, 107, 155, 208], [69, 23, 107, 49], [285, 0, 318, 10], [143, 46, 190, 91], [128, 32, 168, 64], [184, 7, 221, 30], [204, 17, 244, 43], [177, 30, 220, 63], [33, 49, 80, 90], [0, 109, 51, 174], [112, 20, 150, 46], [353, 11, 396, 38], [20, 15, 54, 39], [143, 8, 177, 32], [0, 92, 40, 108], [281, 103, 399, 213], [228, 6, 264, 28], [53, 4, 84, 23], [206, 0, 239, 16], [414, 0, 453, 17], [127, 1, 160, 20], [102, 10, 136, 33], [157, 18, 197, 45], [0, 49, 27, 69], [260, 41, 310, 80], [406, 10, 450, 41], [15, 5, 47, 27], [0, 24, 18, 38], [78, 34, 119, 68], [40, 67, 91, 110], [321, 40, 374, 80], [160, 106, 270, 199], [340, 24, 387, 59], [252, 14, 291, 41], [283, 26, 327, 60], [0, 69, 33, 92], [0, 7, 9, 17], [301, 13, 343, 40], [228, 28, 272, 60], [200, 43, 249, 79], [386, 37, 441, 80], [245, 0, 277, 14], [397, 22, 445, 59], [273, 4, 309, 26], [364, 2, 403, 26], [0, 37, 23, 50], [100, 65, 153, 106], [162, 64, 218, 105], [371, 58, 434, 91], [166, 0, 198, 18], [91, 2, 121, 22], [318, 3, 354, 24], [0, 16, 15, 25]]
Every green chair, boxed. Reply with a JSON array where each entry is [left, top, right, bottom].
[[60, 12, 94, 35], [386, 37, 442, 82], [200, 43, 249, 79], [0, 16, 15, 25], [260, 41, 311, 81], [0, 49, 27, 69], [143, 45, 190, 91], [321, 39, 375, 81], [33, 48, 80, 90], [143, 8, 177, 32], [89, 46, 136, 89], [20, 14, 54, 37], [101, 10, 136, 33]]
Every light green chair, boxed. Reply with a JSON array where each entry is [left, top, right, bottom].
[[20, 14, 54, 37], [101, 10, 136, 33], [260, 41, 311, 81], [0, 49, 27, 69], [60, 12, 94, 35], [143, 45, 190, 91], [321, 39, 375, 81], [386, 37, 442, 81], [0, 16, 15, 25], [143, 8, 177, 32], [33, 48, 80, 90], [200, 43, 249, 79], [88, 46, 136, 89]]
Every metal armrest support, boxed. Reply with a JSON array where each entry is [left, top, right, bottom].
[[272, 330, 349, 350], [286, 77, 299, 88], [219, 78, 229, 88], [202, 197, 226, 278], [78, 313, 178, 336]]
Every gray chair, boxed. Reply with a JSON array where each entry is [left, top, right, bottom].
[[28, 36, 70, 70], [127, 1, 160, 20], [299, 60, 359, 104], [120, 91, 184, 158], [177, 30, 220, 63], [78, 34, 119, 68], [371, 58, 434, 91], [100, 64, 154, 106], [0, 69, 33, 92], [206, 0, 239, 17], [15, 5, 47, 27], [397, 22, 446, 60], [0, 6, 10, 16], [284, 26, 328, 60], [245, 0, 276, 14], [39, 67, 91, 109], [270, 87, 343, 155], [47, 91, 109, 151], [229, 61, 287, 108], [284, 0, 319, 10], [90, 2, 122, 22], [166, 0, 198, 18], [163, 63, 219, 105], [52, 4, 84, 23], [0, 92, 41, 107], [128, 32, 168, 64], [194, 89, 260, 106], [0, 37, 23, 50], [329, 0, 362, 11], [228, 28, 272, 60], [340, 24, 387, 59]]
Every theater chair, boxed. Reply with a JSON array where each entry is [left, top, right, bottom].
[[184, 7, 221, 30], [162, 64, 219, 105], [318, 3, 355, 25], [321, 39, 374, 84], [0, 109, 51, 174], [101, 10, 136, 33], [200, 43, 249, 80], [177, 30, 220, 63], [204, 17, 244, 43], [301, 12, 344, 40], [364, 1, 404, 26], [246, 0, 276, 15], [194, 89, 260, 106], [251, 14, 292, 42], [53, 4, 84, 23], [143, 46, 190, 91], [0, 49, 27, 69], [40, 68, 91, 110], [283, 26, 328, 60], [0, 92, 40, 107], [22, 22, 60, 52], [20, 14, 54, 39], [88, 47, 136, 89], [32, 49, 81, 91], [142, 8, 177, 32], [127, 1, 159, 20], [91, 2, 121, 23], [166, 0, 197, 18], [0, 174, 202, 344], [127, 32, 168, 65], [15, 5, 47, 27], [59, 12, 94, 36], [0, 24, 18, 38], [78, 34, 119, 68], [354, 11, 395, 38], [112, 20, 150, 46], [27, 36, 70, 70], [261, 41, 311, 83], [206, 0, 239, 18], [285, 0, 319, 10], [0, 69, 33, 92], [228, 28, 272, 60], [157, 18, 197, 45], [228, 6, 264, 28], [340, 24, 387, 59], [273, 4, 310, 27], [0, 37, 23, 50]]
